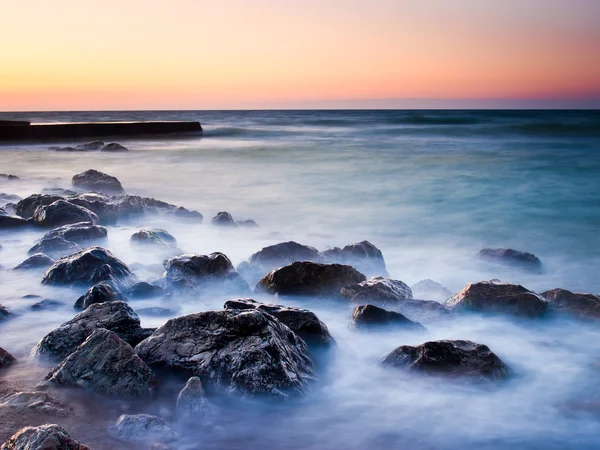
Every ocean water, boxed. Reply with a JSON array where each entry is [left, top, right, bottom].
[[1, 109, 600, 449]]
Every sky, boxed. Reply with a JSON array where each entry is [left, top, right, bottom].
[[1, 0, 599, 110]]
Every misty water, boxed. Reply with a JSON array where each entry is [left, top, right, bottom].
[[1, 110, 600, 449]]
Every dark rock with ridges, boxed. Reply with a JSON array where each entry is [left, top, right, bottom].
[[0, 347, 16, 369], [323, 241, 389, 277], [0, 424, 90, 450], [32, 200, 99, 228], [477, 248, 542, 271], [67, 194, 119, 225], [541, 288, 600, 319], [74, 283, 125, 310], [341, 276, 413, 302], [128, 282, 164, 299], [28, 236, 80, 258], [101, 142, 129, 152], [77, 140, 104, 150], [352, 304, 426, 331], [42, 221, 107, 243], [14, 253, 55, 270], [72, 169, 124, 193], [0, 208, 28, 228], [131, 229, 177, 247], [14, 194, 63, 218], [212, 211, 237, 227]]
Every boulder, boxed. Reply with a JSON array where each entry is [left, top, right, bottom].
[[74, 283, 125, 310], [110, 195, 202, 222], [0, 424, 90, 450], [411, 279, 453, 303], [341, 276, 413, 302], [445, 280, 548, 318], [76, 140, 104, 151], [323, 241, 389, 277], [14, 194, 63, 218], [42, 221, 107, 243], [237, 219, 259, 228], [67, 194, 119, 225], [0, 193, 21, 205], [101, 142, 129, 152], [0, 173, 18, 180], [0, 347, 16, 369], [31, 299, 63, 310], [256, 261, 366, 298], [108, 414, 175, 444], [0, 391, 71, 416], [541, 288, 600, 319], [0, 305, 11, 322], [42, 188, 78, 196], [212, 211, 237, 227], [381, 340, 511, 383], [176, 376, 210, 422], [352, 304, 426, 331], [72, 169, 124, 193], [32, 200, 99, 228], [477, 248, 542, 271], [45, 329, 156, 397], [224, 298, 334, 348], [28, 236, 80, 258], [0, 208, 28, 228], [14, 253, 55, 270], [127, 282, 164, 299], [33, 301, 152, 361], [135, 309, 314, 398], [41, 246, 133, 288], [131, 228, 176, 246]]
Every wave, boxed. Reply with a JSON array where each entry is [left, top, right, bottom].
[[386, 114, 480, 126]]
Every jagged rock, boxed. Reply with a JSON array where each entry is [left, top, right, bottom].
[[256, 261, 366, 298], [0, 424, 90, 450], [42, 188, 78, 196], [14, 194, 63, 218], [381, 340, 511, 383], [135, 309, 314, 398], [67, 194, 119, 225], [0, 392, 71, 416], [32, 200, 99, 228], [341, 276, 413, 302], [41, 246, 133, 288], [411, 279, 453, 303], [0, 208, 28, 228], [72, 169, 124, 193], [477, 248, 542, 271], [101, 142, 129, 152], [33, 301, 152, 361], [42, 221, 107, 243], [0, 347, 16, 368], [127, 282, 164, 299], [173, 207, 203, 221], [176, 377, 210, 422], [0, 305, 11, 322], [237, 219, 259, 228], [352, 304, 426, 331], [445, 280, 548, 318], [131, 228, 177, 246], [541, 288, 600, 319], [108, 414, 175, 444], [323, 241, 389, 277], [74, 283, 125, 310], [224, 298, 334, 347], [76, 140, 104, 151], [110, 195, 202, 222], [163, 253, 249, 293], [136, 307, 174, 317], [28, 236, 80, 258], [45, 329, 156, 397], [31, 299, 62, 310], [14, 253, 55, 270], [212, 211, 237, 227]]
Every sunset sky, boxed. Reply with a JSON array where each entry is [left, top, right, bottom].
[[2, 0, 599, 110]]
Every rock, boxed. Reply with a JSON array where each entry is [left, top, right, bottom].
[[0, 424, 90, 450], [41, 246, 133, 288], [256, 261, 366, 298], [541, 288, 600, 319], [477, 248, 542, 271], [14, 194, 64, 218], [0, 173, 18, 180], [72, 169, 124, 194], [14, 253, 55, 270], [107, 414, 175, 444], [0, 347, 16, 369], [323, 241, 389, 277], [381, 340, 511, 383], [110, 194, 202, 222], [173, 207, 203, 221], [42, 221, 107, 243], [101, 142, 129, 152], [0, 193, 21, 205], [128, 282, 164, 299], [237, 219, 259, 228], [352, 304, 426, 331], [136, 307, 174, 317], [0, 305, 11, 322], [212, 211, 237, 227], [0, 208, 28, 228], [163, 252, 249, 293], [411, 279, 453, 303], [131, 229, 177, 247], [0, 392, 71, 416], [28, 236, 80, 258], [67, 194, 119, 225], [74, 283, 125, 310], [135, 309, 314, 398], [42, 188, 78, 196], [45, 329, 156, 397], [176, 377, 210, 422], [30, 299, 63, 310], [389, 299, 454, 322], [76, 140, 104, 150], [32, 200, 99, 228], [445, 280, 548, 318], [224, 298, 334, 348], [341, 276, 413, 302], [33, 301, 152, 360]]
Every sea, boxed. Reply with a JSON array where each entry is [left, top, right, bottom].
[[0, 109, 600, 449]]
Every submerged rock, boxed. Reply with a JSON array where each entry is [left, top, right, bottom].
[[45, 329, 156, 397], [541, 288, 600, 319], [237, 219, 259, 228], [0, 305, 11, 322], [0, 391, 71, 416], [131, 228, 177, 246], [128, 282, 164, 299], [108, 414, 175, 444], [477, 248, 542, 271], [381, 340, 511, 383], [110, 194, 202, 222], [341, 276, 413, 303], [101, 142, 129, 152], [67, 194, 119, 225], [77, 140, 104, 151], [135, 309, 314, 398], [256, 261, 366, 298], [411, 279, 453, 303], [445, 280, 548, 318], [28, 236, 80, 258], [224, 298, 334, 348], [32, 200, 99, 228], [0, 347, 16, 369], [352, 304, 426, 331], [0, 193, 21, 205], [323, 241, 389, 277], [14, 253, 55, 270], [72, 169, 124, 193], [42, 221, 107, 243], [73, 283, 125, 310], [0, 208, 28, 228], [30, 299, 63, 311], [14, 194, 63, 218], [212, 211, 237, 227], [176, 377, 210, 422], [0, 424, 90, 450]]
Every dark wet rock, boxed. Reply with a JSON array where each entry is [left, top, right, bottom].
[[323, 241, 389, 277], [0, 173, 18, 180], [42, 221, 107, 243], [128, 282, 165, 299], [54, 146, 80, 152], [224, 298, 334, 347], [42, 188, 78, 196], [176, 377, 210, 422], [541, 288, 600, 319], [101, 142, 129, 152], [0, 391, 71, 416], [14, 253, 55, 270], [135, 309, 314, 398], [14, 194, 64, 219], [45, 329, 156, 397], [0, 424, 90, 450], [477, 248, 542, 271], [0, 208, 28, 228], [136, 307, 175, 317], [32, 200, 99, 228], [77, 140, 104, 151], [0, 305, 11, 322], [381, 340, 511, 383], [31, 299, 63, 311], [0, 193, 21, 205], [212, 211, 237, 227], [67, 193, 119, 225], [41, 246, 133, 288], [445, 280, 548, 318], [411, 279, 453, 303], [237, 219, 259, 228], [0, 347, 16, 369], [72, 169, 124, 194], [109, 194, 203, 222], [256, 261, 366, 298], [74, 283, 125, 310], [33, 301, 151, 360], [352, 304, 426, 331], [173, 207, 203, 221], [108, 414, 175, 444], [28, 236, 80, 258], [341, 276, 413, 302], [131, 229, 177, 248], [164, 252, 249, 293]]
